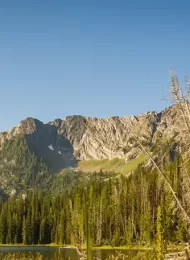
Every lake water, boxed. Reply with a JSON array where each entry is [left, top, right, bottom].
[[0, 246, 149, 259]]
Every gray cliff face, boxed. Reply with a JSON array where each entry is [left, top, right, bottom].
[[50, 112, 159, 161], [0, 105, 187, 172]]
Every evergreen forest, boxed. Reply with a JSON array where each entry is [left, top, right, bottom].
[[0, 157, 189, 248]]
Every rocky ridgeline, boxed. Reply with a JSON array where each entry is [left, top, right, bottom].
[[0, 105, 187, 171]]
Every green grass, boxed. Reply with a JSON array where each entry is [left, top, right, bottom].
[[78, 153, 148, 175], [0, 253, 43, 260]]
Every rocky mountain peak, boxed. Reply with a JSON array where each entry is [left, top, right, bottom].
[[16, 117, 43, 134], [0, 105, 188, 173]]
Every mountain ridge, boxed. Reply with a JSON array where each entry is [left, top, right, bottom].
[[0, 104, 187, 196], [0, 105, 185, 164]]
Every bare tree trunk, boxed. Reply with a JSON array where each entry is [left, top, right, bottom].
[[130, 132, 190, 224]]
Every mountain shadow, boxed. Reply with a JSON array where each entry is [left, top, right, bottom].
[[22, 118, 78, 173]]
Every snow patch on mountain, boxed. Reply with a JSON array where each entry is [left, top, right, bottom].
[[48, 144, 54, 151]]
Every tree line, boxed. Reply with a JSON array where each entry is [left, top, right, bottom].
[[0, 157, 189, 247]]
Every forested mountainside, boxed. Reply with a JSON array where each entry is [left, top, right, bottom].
[[0, 104, 187, 197], [0, 135, 51, 196], [0, 158, 189, 246]]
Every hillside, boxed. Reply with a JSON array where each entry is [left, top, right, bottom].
[[0, 104, 187, 196]]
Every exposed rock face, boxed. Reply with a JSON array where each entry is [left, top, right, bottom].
[[50, 112, 159, 161], [0, 105, 187, 173]]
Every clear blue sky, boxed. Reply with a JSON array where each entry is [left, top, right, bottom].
[[1, 0, 190, 131]]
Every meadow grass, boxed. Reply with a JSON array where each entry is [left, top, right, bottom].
[[78, 154, 147, 174]]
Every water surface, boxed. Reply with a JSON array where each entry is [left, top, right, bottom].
[[0, 246, 146, 259]]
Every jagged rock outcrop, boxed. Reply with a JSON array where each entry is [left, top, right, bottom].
[[49, 112, 159, 161]]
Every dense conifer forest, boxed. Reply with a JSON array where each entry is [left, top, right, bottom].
[[0, 157, 189, 247]]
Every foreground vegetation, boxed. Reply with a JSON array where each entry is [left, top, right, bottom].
[[0, 253, 43, 260], [0, 250, 156, 260]]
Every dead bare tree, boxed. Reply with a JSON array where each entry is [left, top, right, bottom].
[[130, 69, 190, 223], [168, 69, 190, 218], [129, 131, 190, 224], [126, 69, 190, 258]]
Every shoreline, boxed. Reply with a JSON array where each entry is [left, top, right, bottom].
[[0, 243, 186, 251], [0, 244, 151, 250]]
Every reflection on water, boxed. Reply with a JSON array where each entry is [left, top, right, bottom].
[[0, 246, 144, 260]]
